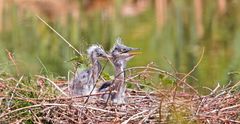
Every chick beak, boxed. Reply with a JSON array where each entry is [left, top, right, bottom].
[[128, 48, 141, 56], [106, 54, 112, 59], [130, 48, 140, 51], [128, 51, 142, 56]]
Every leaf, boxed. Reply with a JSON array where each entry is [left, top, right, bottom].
[[67, 55, 90, 66], [162, 78, 175, 84], [158, 74, 165, 79], [101, 72, 113, 80]]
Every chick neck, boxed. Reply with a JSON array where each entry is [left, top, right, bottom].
[[90, 53, 102, 83]]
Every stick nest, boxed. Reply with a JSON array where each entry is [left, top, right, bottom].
[[0, 65, 240, 123]]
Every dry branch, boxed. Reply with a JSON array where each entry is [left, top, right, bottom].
[[0, 63, 240, 123]]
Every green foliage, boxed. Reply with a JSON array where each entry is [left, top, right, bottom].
[[1, 1, 240, 89], [102, 72, 113, 81], [159, 74, 176, 86]]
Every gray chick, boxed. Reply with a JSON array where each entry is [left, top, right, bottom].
[[98, 38, 140, 104], [69, 45, 111, 96]]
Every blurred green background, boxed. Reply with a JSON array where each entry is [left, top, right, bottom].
[[1, 0, 240, 88]]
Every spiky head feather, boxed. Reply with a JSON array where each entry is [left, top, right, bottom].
[[87, 45, 102, 56], [110, 37, 125, 53]]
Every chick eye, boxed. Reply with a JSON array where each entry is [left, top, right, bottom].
[[97, 53, 103, 56], [121, 48, 127, 53]]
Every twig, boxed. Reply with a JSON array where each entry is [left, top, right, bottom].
[[122, 110, 148, 124], [36, 15, 83, 57], [0, 103, 126, 119], [220, 104, 240, 112], [37, 57, 48, 74], [29, 109, 42, 123], [7, 76, 23, 109], [198, 114, 240, 123], [209, 83, 220, 96], [139, 107, 158, 123], [178, 48, 205, 95], [125, 66, 199, 94], [0, 91, 117, 102], [229, 80, 240, 92], [35, 75, 68, 97], [163, 56, 177, 73], [159, 100, 162, 123], [179, 48, 204, 82], [5, 49, 20, 75], [195, 97, 205, 116]]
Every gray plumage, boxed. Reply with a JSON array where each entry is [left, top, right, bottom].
[[99, 38, 139, 104], [69, 45, 110, 96]]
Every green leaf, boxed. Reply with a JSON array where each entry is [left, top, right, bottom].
[[101, 72, 113, 80]]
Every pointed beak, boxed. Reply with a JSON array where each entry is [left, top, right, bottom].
[[130, 48, 140, 51], [106, 54, 112, 59], [127, 47, 141, 56], [119, 48, 141, 59], [128, 51, 142, 56], [102, 52, 112, 59], [100, 53, 112, 59]]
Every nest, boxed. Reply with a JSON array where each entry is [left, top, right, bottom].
[[195, 85, 240, 123], [0, 65, 240, 123]]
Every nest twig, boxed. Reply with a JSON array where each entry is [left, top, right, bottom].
[[0, 64, 240, 123]]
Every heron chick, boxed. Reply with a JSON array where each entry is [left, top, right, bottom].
[[69, 45, 111, 96], [98, 38, 140, 104]]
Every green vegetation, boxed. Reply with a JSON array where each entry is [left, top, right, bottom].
[[1, 1, 240, 90]]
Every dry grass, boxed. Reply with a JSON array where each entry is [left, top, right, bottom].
[[0, 63, 240, 124], [0, 46, 239, 123]]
